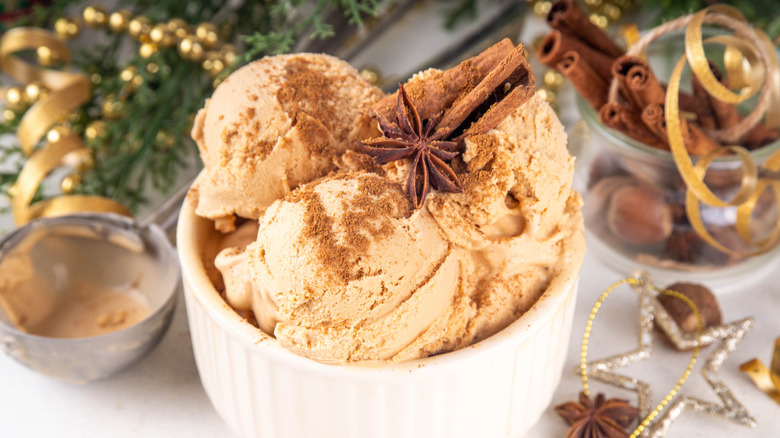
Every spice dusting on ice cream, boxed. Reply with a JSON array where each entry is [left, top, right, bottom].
[[188, 39, 585, 363]]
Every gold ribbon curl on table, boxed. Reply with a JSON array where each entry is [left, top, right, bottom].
[[740, 337, 780, 405], [0, 27, 130, 225], [607, 5, 780, 257], [579, 275, 703, 438]]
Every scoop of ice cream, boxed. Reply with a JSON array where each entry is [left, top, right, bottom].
[[237, 172, 471, 362], [383, 92, 584, 342], [190, 53, 383, 232]]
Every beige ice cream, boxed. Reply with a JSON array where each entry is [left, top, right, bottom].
[[190, 53, 383, 232], [193, 43, 584, 363], [249, 173, 466, 361]]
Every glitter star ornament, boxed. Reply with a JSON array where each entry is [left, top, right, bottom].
[[579, 273, 755, 437]]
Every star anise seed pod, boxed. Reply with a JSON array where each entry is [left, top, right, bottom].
[[555, 392, 640, 438], [360, 83, 463, 208]]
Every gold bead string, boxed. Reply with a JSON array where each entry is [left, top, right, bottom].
[[53, 4, 237, 81], [579, 276, 703, 438]]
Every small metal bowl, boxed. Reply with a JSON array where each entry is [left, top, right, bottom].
[[0, 213, 179, 383]]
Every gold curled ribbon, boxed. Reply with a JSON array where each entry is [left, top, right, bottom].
[[662, 6, 780, 257], [580, 277, 703, 438], [739, 338, 780, 405], [0, 27, 129, 225]]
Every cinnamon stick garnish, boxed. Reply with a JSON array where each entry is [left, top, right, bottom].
[[374, 39, 536, 143], [374, 39, 515, 123], [600, 102, 667, 149], [547, 0, 624, 58], [438, 44, 535, 140], [539, 30, 615, 83], [557, 51, 608, 109]]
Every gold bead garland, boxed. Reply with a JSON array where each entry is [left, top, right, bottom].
[[83, 5, 108, 28], [52, 4, 235, 78], [108, 10, 133, 33], [128, 16, 151, 40]]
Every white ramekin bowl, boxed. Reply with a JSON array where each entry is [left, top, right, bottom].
[[177, 198, 580, 438]]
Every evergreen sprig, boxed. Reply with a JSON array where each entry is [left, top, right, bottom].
[[238, 0, 383, 64]]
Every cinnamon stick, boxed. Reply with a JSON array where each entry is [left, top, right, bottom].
[[700, 62, 740, 130], [693, 62, 779, 148], [742, 123, 780, 149], [600, 102, 667, 149], [640, 102, 668, 146], [641, 103, 721, 156], [557, 51, 608, 109], [539, 30, 615, 83], [690, 62, 718, 129], [438, 43, 536, 140], [613, 56, 665, 108], [612, 55, 712, 124], [374, 38, 515, 123], [611, 56, 650, 109], [547, 0, 624, 58], [686, 123, 722, 156]]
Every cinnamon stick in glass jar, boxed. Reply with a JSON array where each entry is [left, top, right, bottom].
[[690, 64, 718, 130], [612, 55, 707, 119], [640, 102, 669, 146], [600, 102, 667, 149], [641, 103, 721, 156], [692, 61, 779, 148], [546, 0, 624, 58], [699, 62, 741, 130], [557, 51, 608, 109], [539, 30, 615, 82]]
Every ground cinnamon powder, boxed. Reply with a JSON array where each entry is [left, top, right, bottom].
[[296, 173, 411, 283]]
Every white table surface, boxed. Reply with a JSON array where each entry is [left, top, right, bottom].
[[3, 4, 780, 438]]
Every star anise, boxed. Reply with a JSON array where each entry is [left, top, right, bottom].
[[555, 392, 640, 438], [360, 83, 463, 208]]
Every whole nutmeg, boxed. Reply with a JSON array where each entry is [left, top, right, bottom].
[[607, 185, 672, 245], [658, 282, 722, 349], [583, 175, 636, 224]]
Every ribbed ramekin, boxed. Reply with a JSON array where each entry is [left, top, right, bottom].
[[177, 199, 580, 438]]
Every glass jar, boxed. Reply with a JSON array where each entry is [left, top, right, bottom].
[[575, 95, 780, 290]]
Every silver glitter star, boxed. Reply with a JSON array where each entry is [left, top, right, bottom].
[[578, 272, 756, 437]]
